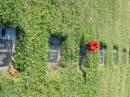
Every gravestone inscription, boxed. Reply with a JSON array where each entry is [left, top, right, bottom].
[[48, 44, 60, 63], [0, 26, 16, 67], [48, 36, 62, 64]]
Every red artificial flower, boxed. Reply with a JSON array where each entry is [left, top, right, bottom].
[[87, 40, 100, 52]]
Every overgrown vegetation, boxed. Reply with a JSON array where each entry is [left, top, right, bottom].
[[0, 0, 130, 97]]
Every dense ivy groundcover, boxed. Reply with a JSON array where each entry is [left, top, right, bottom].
[[0, 0, 130, 97]]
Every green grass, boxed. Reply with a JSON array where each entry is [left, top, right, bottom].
[[0, 0, 130, 97]]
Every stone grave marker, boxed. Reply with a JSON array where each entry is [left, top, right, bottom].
[[113, 46, 118, 64], [122, 48, 127, 64], [0, 25, 16, 67], [79, 42, 87, 70], [48, 35, 62, 67], [99, 42, 107, 64]]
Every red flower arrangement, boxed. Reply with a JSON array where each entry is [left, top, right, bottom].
[[87, 40, 100, 52]]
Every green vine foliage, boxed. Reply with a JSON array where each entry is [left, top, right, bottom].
[[0, 0, 130, 97]]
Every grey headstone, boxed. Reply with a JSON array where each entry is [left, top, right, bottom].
[[79, 42, 87, 66], [0, 26, 16, 67], [113, 46, 118, 64], [48, 36, 61, 64], [99, 48, 105, 64], [48, 44, 60, 63], [99, 43, 107, 64], [122, 48, 126, 64]]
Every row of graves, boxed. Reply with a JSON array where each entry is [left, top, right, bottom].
[[0, 27, 128, 71], [48, 35, 129, 69]]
